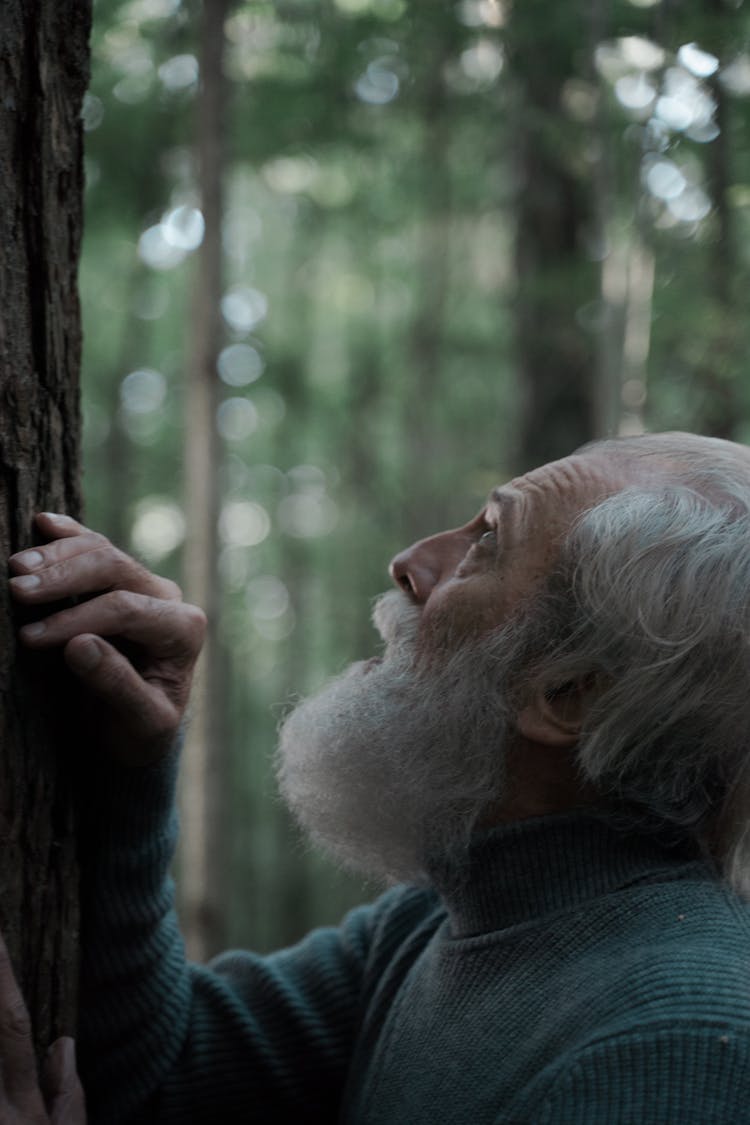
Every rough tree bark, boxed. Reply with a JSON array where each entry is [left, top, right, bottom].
[[0, 2, 91, 1049]]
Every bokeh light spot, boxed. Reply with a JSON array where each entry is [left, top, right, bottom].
[[645, 159, 686, 201], [158, 54, 199, 91], [81, 93, 105, 131], [219, 500, 271, 547], [459, 40, 503, 85], [245, 575, 290, 620], [278, 493, 338, 538], [619, 36, 665, 71], [355, 61, 399, 104], [113, 72, 153, 104], [218, 343, 265, 386], [614, 73, 656, 113], [120, 368, 167, 413], [221, 287, 269, 333], [262, 156, 318, 195], [458, 0, 505, 28], [161, 205, 205, 250], [138, 224, 187, 270], [131, 498, 185, 563], [123, 0, 180, 17], [720, 55, 750, 96], [217, 397, 259, 441], [287, 464, 327, 490], [677, 43, 718, 79], [668, 185, 711, 223], [254, 616, 296, 641]]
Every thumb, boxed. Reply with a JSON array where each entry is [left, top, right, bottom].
[[63, 633, 178, 764], [43, 1038, 86, 1125], [63, 635, 106, 677], [63, 633, 163, 724]]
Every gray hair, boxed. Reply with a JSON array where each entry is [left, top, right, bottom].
[[526, 435, 750, 897]]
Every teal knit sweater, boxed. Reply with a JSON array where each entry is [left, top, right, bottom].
[[78, 753, 750, 1124]]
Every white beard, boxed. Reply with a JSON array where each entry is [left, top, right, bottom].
[[276, 590, 526, 884]]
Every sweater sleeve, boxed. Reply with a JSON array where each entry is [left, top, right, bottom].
[[75, 747, 425, 1125], [527, 1025, 750, 1125]]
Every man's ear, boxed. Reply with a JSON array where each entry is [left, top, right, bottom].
[[516, 681, 588, 748]]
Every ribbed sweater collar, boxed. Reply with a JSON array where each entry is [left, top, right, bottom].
[[431, 812, 705, 938]]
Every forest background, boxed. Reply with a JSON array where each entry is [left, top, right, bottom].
[[81, 0, 750, 957]]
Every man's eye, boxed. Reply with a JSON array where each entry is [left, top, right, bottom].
[[478, 529, 496, 549]]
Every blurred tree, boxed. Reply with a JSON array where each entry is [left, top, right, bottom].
[[401, 15, 454, 538], [179, 0, 231, 961], [0, 0, 91, 1048], [78, 0, 750, 955], [691, 0, 742, 439], [505, 0, 600, 468]]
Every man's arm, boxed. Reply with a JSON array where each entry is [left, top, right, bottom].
[[74, 740, 415, 1125], [8, 515, 425, 1124]]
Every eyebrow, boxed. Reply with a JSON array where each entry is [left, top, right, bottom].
[[486, 487, 519, 516]]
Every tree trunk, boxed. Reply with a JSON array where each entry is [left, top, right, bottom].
[[694, 2, 739, 439], [401, 26, 453, 541], [179, 0, 229, 962], [0, 1, 91, 1050], [506, 0, 599, 470]]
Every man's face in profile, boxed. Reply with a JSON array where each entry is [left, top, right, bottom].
[[388, 452, 618, 660], [276, 450, 619, 883]]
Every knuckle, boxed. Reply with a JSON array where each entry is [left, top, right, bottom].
[[160, 578, 182, 601], [48, 558, 73, 585], [110, 588, 141, 618], [184, 603, 208, 637], [111, 546, 137, 580]]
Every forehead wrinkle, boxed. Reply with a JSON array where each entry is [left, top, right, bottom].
[[520, 454, 623, 505]]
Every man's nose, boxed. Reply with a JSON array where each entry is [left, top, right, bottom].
[[389, 526, 474, 603]]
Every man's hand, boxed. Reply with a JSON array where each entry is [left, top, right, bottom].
[[0, 935, 85, 1123], [8, 513, 206, 766]]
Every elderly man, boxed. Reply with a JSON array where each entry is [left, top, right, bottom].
[[6, 431, 750, 1124]]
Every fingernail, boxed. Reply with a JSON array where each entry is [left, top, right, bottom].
[[60, 1037, 76, 1073], [16, 550, 43, 569], [45, 1036, 75, 1085], [12, 574, 41, 590], [41, 512, 68, 523], [20, 621, 45, 638], [68, 639, 101, 671]]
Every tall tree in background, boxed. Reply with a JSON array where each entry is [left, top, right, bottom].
[[0, 1, 91, 1047], [694, 0, 741, 439], [179, 0, 230, 961], [402, 16, 454, 539], [78, 0, 750, 952], [506, 0, 599, 469]]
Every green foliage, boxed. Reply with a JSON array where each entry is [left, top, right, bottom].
[[82, 0, 750, 949]]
